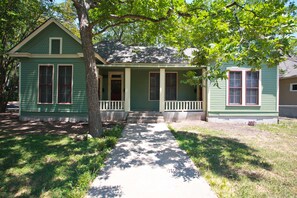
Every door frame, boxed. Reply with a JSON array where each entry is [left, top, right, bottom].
[[108, 71, 124, 100]]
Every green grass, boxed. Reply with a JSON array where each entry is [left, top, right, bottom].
[[169, 121, 297, 198], [256, 119, 297, 135], [0, 125, 123, 198]]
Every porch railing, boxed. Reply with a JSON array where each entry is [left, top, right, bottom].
[[164, 101, 203, 111], [99, 100, 125, 111]]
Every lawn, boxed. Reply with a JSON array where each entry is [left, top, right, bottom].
[[0, 114, 123, 198], [169, 120, 297, 198]]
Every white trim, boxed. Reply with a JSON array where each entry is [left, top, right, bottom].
[[277, 65, 279, 113], [9, 53, 84, 58], [9, 18, 81, 53], [159, 68, 166, 112], [108, 71, 124, 100], [226, 68, 261, 107], [98, 75, 102, 100], [95, 53, 108, 65], [19, 63, 22, 115], [49, 37, 62, 54], [124, 68, 131, 111], [37, 64, 54, 104], [242, 70, 246, 105], [57, 64, 73, 104], [203, 68, 208, 112], [9, 18, 107, 64], [98, 63, 195, 68], [289, 83, 297, 92]]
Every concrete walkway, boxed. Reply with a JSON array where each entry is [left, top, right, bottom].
[[87, 123, 216, 198]]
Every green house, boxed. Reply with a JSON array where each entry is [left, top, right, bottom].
[[9, 18, 279, 124]]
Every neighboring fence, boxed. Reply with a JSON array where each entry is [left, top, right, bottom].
[[164, 101, 203, 111], [99, 100, 125, 111]]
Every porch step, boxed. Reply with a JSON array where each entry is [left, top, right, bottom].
[[127, 111, 164, 123]]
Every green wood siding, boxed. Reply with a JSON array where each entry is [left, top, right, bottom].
[[20, 58, 88, 116], [18, 23, 82, 54], [208, 64, 278, 117]]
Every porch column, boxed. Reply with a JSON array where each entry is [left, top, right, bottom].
[[159, 68, 165, 112], [202, 68, 207, 112], [124, 68, 131, 111]]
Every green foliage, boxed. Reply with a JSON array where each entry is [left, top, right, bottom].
[[52, 0, 80, 37], [75, 0, 297, 84], [0, 0, 51, 111], [0, 124, 124, 197]]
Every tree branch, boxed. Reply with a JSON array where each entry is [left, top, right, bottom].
[[226, 1, 258, 17], [109, 8, 173, 22], [92, 20, 139, 36]]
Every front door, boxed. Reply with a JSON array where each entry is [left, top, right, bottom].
[[109, 72, 123, 101], [111, 79, 122, 100]]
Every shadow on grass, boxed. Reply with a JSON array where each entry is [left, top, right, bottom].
[[171, 131, 272, 181], [0, 126, 122, 197]]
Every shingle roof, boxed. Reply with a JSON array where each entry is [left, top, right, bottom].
[[279, 57, 297, 79], [94, 41, 195, 64]]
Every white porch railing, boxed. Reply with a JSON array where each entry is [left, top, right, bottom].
[[99, 100, 125, 111], [164, 101, 203, 111]]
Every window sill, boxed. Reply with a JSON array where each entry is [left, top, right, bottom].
[[226, 104, 261, 107]]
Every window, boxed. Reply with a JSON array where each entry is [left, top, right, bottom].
[[228, 70, 260, 106], [290, 83, 297, 92], [49, 38, 62, 54], [58, 65, 72, 103], [229, 71, 242, 105], [149, 73, 160, 100], [166, 73, 177, 100], [39, 65, 53, 103], [246, 71, 259, 105]]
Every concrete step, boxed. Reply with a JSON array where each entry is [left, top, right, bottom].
[[128, 111, 163, 117], [127, 111, 164, 123]]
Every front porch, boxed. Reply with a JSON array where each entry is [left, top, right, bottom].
[[97, 66, 207, 122]]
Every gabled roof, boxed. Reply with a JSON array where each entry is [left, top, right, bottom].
[[94, 41, 194, 64], [279, 57, 297, 79], [9, 18, 106, 64]]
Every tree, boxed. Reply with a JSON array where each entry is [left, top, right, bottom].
[[70, 0, 296, 137], [171, 0, 297, 83], [0, 0, 51, 112], [53, 0, 80, 37], [71, 0, 186, 137]]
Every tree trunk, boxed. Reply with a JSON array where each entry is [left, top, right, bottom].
[[0, 60, 7, 113], [73, 1, 103, 137]]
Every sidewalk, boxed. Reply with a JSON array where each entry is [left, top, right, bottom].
[[87, 123, 216, 198]]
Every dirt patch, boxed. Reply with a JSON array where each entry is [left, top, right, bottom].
[[0, 113, 123, 139], [169, 120, 281, 143]]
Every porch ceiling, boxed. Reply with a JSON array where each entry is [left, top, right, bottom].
[[97, 63, 206, 69]]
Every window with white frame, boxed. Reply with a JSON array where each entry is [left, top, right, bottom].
[[49, 38, 62, 54], [38, 65, 53, 103], [149, 72, 160, 100], [58, 65, 72, 103], [228, 70, 260, 106], [246, 71, 259, 105], [229, 71, 242, 105], [290, 83, 297, 92], [165, 73, 177, 100]]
